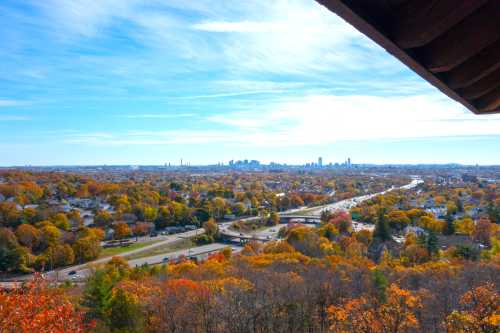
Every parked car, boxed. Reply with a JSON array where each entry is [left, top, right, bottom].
[[68, 270, 77, 276]]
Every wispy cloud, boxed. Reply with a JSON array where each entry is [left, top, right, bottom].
[[0, 100, 26, 107], [119, 113, 195, 119], [1, 0, 498, 165], [59, 93, 500, 148], [0, 115, 30, 121]]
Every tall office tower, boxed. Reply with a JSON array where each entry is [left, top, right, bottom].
[[318, 157, 323, 167], [347, 157, 351, 167]]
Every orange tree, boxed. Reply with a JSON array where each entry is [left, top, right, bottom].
[[0, 275, 91, 333]]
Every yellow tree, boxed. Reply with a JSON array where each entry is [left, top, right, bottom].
[[445, 283, 499, 333]]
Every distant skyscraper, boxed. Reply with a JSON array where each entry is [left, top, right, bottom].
[[347, 157, 351, 167], [318, 157, 323, 167]]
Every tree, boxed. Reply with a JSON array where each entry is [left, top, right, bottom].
[[0, 228, 29, 272], [155, 206, 173, 229], [328, 284, 422, 333], [455, 217, 475, 235], [203, 218, 218, 238], [0, 275, 89, 332], [372, 269, 388, 302], [374, 209, 391, 241], [83, 270, 118, 322], [269, 212, 280, 226], [446, 283, 499, 333], [108, 288, 145, 332], [443, 213, 455, 235], [452, 244, 480, 261], [473, 217, 493, 246], [114, 222, 132, 240], [39, 224, 61, 249], [386, 210, 411, 231], [232, 202, 247, 216], [420, 230, 439, 256], [51, 213, 71, 231], [0, 202, 20, 227], [15, 223, 41, 250], [47, 244, 75, 267], [133, 222, 151, 236], [73, 236, 101, 263], [329, 211, 352, 234], [95, 210, 113, 228]]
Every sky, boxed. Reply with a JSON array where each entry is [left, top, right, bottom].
[[1, 0, 500, 166]]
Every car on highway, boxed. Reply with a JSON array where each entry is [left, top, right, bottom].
[[68, 270, 77, 276], [162, 257, 170, 263]]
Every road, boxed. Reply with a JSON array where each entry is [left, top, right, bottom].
[[2, 228, 205, 284], [65, 243, 242, 281], [292, 178, 423, 216], [1, 179, 421, 286], [128, 243, 242, 268], [219, 178, 422, 241]]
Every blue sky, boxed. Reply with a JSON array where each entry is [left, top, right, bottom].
[[1, 0, 500, 166]]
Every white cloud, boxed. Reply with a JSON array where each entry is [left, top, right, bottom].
[[208, 93, 500, 145], [61, 93, 500, 148], [38, 0, 139, 37], [0, 100, 24, 107], [192, 21, 286, 33], [119, 113, 195, 119], [0, 115, 30, 121]]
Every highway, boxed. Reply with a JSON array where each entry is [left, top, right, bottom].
[[66, 243, 242, 281], [0, 179, 421, 286], [128, 243, 242, 268], [2, 228, 205, 284], [219, 178, 422, 241]]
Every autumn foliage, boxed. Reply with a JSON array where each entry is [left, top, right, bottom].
[[0, 275, 90, 333]]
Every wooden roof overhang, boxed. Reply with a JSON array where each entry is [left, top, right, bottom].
[[316, 0, 500, 114]]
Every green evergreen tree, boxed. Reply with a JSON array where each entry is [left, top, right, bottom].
[[372, 269, 388, 302], [108, 288, 144, 333], [374, 209, 391, 241], [82, 270, 116, 321], [443, 213, 455, 235], [426, 230, 439, 256]]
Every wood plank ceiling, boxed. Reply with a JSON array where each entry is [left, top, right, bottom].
[[316, 0, 500, 114]]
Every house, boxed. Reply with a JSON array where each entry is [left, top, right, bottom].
[[422, 198, 435, 209], [425, 206, 447, 219], [404, 226, 427, 237], [466, 207, 481, 219]]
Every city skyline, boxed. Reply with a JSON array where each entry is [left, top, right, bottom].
[[1, 0, 500, 166]]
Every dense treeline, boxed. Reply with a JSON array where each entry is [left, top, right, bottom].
[[1, 210, 499, 332], [0, 170, 408, 273]]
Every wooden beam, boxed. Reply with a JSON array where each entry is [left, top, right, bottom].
[[458, 68, 500, 99], [315, 0, 480, 114], [445, 40, 500, 89], [393, 0, 488, 49], [474, 86, 500, 113], [418, 1, 500, 73]]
